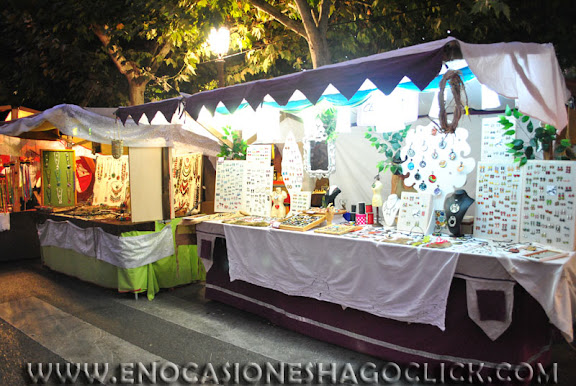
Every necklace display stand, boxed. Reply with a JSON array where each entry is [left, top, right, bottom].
[[444, 189, 474, 237], [324, 185, 341, 208], [382, 194, 401, 228]]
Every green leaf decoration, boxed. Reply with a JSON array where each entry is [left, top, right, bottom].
[[561, 139, 572, 147], [505, 143, 515, 148], [527, 121, 534, 133], [519, 157, 528, 167], [513, 109, 521, 119], [505, 105, 512, 116], [525, 146, 534, 158], [504, 129, 516, 136], [385, 149, 393, 158], [370, 137, 377, 142], [364, 133, 371, 139], [555, 145, 566, 154], [521, 115, 530, 123]]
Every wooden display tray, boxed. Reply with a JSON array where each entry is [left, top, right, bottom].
[[314, 224, 362, 235], [279, 214, 326, 232]]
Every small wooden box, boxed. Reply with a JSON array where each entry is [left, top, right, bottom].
[[279, 214, 326, 232]]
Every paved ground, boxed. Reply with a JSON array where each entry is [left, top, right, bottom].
[[1, 258, 575, 385]]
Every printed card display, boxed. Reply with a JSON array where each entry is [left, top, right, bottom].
[[244, 164, 274, 217], [289, 191, 312, 214], [474, 162, 523, 242], [519, 161, 576, 251], [281, 132, 304, 196], [396, 192, 433, 233], [246, 145, 272, 164], [481, 117, 515, 161], [215, 160, 246, 212]]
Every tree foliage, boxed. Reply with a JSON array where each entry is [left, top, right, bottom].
[[1, 0, 575, 109]]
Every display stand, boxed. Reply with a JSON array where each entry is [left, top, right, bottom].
[[444, 189, 474, 237], [41, 149, 76, 207], [396, 192, 433, 233], [381, 194, 401, 228]]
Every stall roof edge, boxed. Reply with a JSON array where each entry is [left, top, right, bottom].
[[116, 37, 570, 131]]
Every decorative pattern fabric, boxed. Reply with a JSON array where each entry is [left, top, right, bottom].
[[223, 224, 459, 330], [172, 153, 202, 214], [37, 219, 175, 269], [92, 155, 129, 206], [465, 278, 515, 341]]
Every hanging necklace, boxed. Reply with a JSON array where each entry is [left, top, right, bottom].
[[56, 187, 63, 204]]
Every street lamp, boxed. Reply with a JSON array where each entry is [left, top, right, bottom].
[[208, 27, 230, 88]]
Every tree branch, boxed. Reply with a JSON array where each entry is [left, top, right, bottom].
[[248, 0, 307, 39], [92, 25, 139, 81], [149, 39, 173, 73], [318, 0, 332, 34], [294, 0, 319, 34]]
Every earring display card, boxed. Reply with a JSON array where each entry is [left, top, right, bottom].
[[290, 191, 312, 214], [473, 162, 522, 242], [246, 145, 272, 164], [480, 117, 515, 161], [215, 160, 246, 213], [520, 161, 576, 251], [244, 164, 274, 217], [397, 192, 433, 233], [281, 132, 304, 196]]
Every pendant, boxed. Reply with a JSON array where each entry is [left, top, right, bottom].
[[407, 160, 414, 170], [439, 160, 447, 168], [448, 215, 457, 227], [407, 145, 415, 157], [431, 127, 437, 136], [434, 186, 441, 195], [457, 161, 465, 172], [431, 149, 438, 159], [449, 149, 456, 161], [414, 170, 421, 180], [419, 158, 426, 168], [450, 203, 460, 213], [439, 138, 447, 149], [429, 173, 436, 183], [419, 182, 427, 191]]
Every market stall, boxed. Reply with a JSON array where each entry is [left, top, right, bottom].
[[114, 37, 575, 366], [0, 104, 221, 298]]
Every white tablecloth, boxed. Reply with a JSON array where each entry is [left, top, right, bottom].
[[38, 219, 175, 269], [197, 222, 576, 340]]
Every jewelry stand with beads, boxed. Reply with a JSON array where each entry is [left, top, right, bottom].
[[92, 155, 129, 207], [41, 149, 76, 207]]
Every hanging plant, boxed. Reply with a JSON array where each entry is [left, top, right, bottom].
[[317, 107, 338, 142], [364, 125, 410, 175], [217, 126, 248, 160], [499, 105, 574, 166]]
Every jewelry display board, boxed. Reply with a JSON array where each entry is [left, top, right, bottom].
[[473, 162, 522, 242], [289, 191, 312, 214], [41, 150, 76, 207], [480, 117, 515, 161], [519, 161, 576, 251], [400, 123, 475, 207], [246, 145, 272, 164], [281, 132, 304, 196], [172, 153, 202, 214], [92, 155, 129, 207], [215, 160, 246, 213], [396, 192, 433, 233], [244, 164, 274, 217]]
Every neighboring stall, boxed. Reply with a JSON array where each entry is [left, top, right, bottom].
[[114, 37, 575, 369], [0, 104, 221, 299]]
